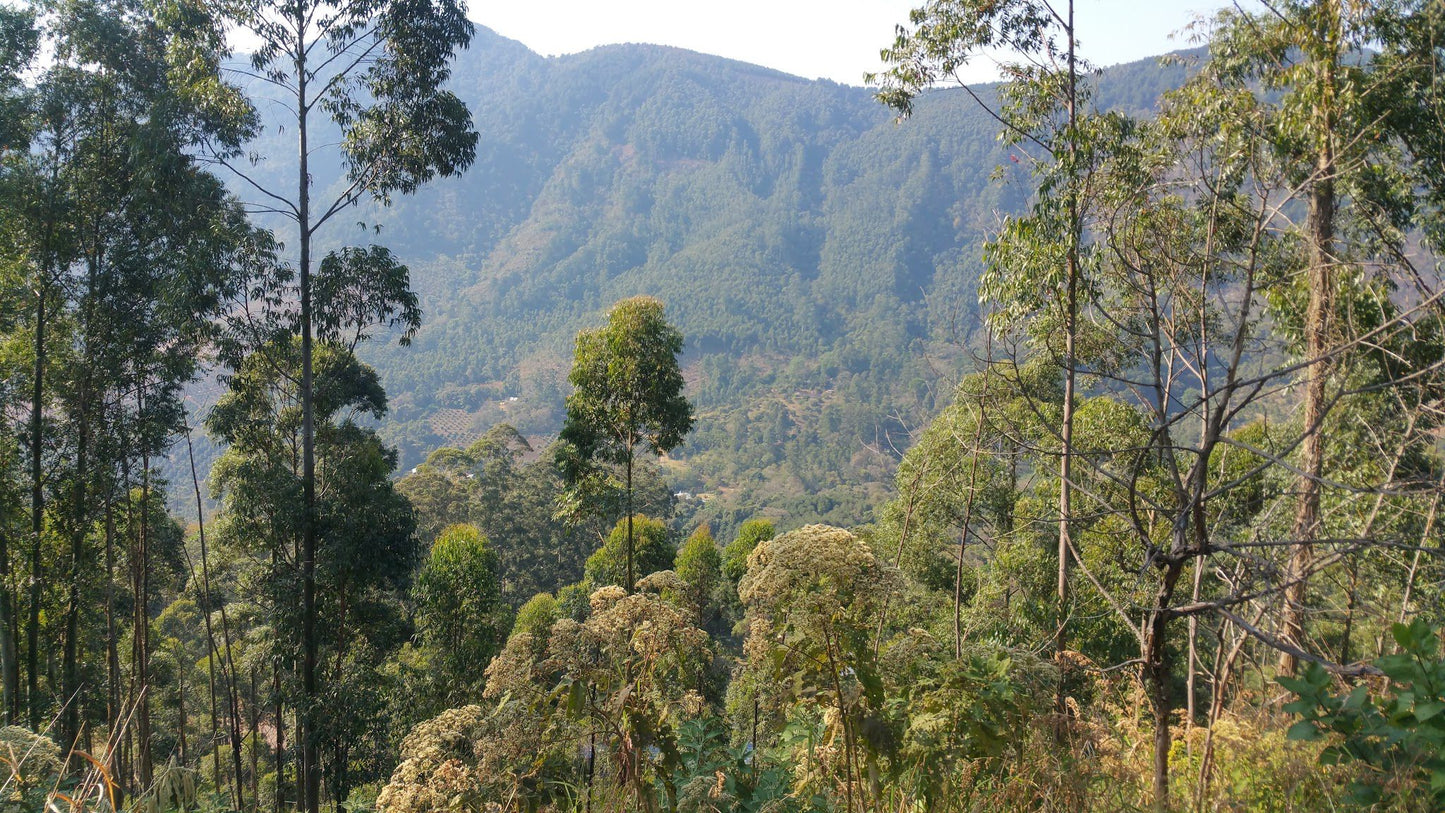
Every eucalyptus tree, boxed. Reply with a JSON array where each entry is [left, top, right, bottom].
[[413, 523, 507, 705], [560, 296, 693, 594], [582, 514, 675, 591], [207, 0, 476, 805], [674, 525, 721, 629], [874, 0, 1091, 658], [208, 338, 418, 808], [0, 0, 257, 764], [879, 367, 1017, 657], [993, 14, 1445, 801], [0, 3, 37, 726], [1189, 0, 1445, 676]]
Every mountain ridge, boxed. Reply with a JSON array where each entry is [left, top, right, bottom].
[[198, 27, 1198, 530]]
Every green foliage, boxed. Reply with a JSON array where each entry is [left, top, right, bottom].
[[875, 371, 1014, 591], [7, 6, 1445, 812], [209, 338, 418, 801], [880, 631, 1056, 805], [722, 519, 774, 585], [1282, 619, 1445, 808], [670, 716, 800, 813], [717, 518, 775, 635], [0, 726, 61, 813], [556, 582, 592, 623], [738, 524, 899, 807], [396, 424, 622, 606], [414, 524, 508, 701], [561, 296, 693, 468], [413, 585, 720, 812], [584, 515, 675, 589], [314, 246, 423, 350], [675, 526, 721, 626], [560, 296, 693, 592], [512, 592, 560, 641], [551, 588, 716, 807]]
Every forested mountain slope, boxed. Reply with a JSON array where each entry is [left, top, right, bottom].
[[285, 28, 1191, 528]]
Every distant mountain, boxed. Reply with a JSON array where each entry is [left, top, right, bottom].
[[212, 27, 1198, 531]]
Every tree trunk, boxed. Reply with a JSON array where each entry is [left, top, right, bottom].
[[134, 449, 153, 788], [63, 362, 91, 749], [273, 661, 285, 813], [104, 496, 123, 802], [0, 504, 15, 724], [29, 285, 46, 731], [207, 643, 219, 796], [1186, 557, 1203, 730], [296, 22, 321, 808], [954, 425, 985, 659], [1145, 553, 1186, 812], [1280, 3, 1338, 678], [1340, 560, 1358, 664], [1056, 0, 1079, 674], [64, 236, 102, 751], [1145, 612, 1173, 812], [625, 454, 634, 593], [178, 657, 187, 764], [188, 431, 246, 811], [62, 423, 86, 749], [251, 666, 260, 812]]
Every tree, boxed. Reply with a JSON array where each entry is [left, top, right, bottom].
[[721, 519, 774, 587], [397, 426, 603, 606], [583, 515, 675, 590], [1194, 0, 1428, 678], [674, 525, 721, 628], [738, 524, 897, 813], [719, 518, 774, 631], [414, 524, 508, 703], [875, 0, 1090, 663], [0, 4, 36, 727], [560, 296, 693, 594], [208, 338, 418, 809], [0, 0, 259, 772], [878, 370, 1015, 656], [209, 0, 477, 806]]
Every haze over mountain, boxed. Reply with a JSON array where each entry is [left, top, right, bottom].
[[214, 25, 1194, 530]]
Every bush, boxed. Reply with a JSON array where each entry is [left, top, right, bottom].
[[1282, 618, 1445, 809], [0, 727, 62, 813]]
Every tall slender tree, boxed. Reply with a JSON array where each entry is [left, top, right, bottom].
[[0, 4, 37, 725], [560, 296, 693, 594], [208, 1, 475, 807], [1198, 0, 1429, 676], [2, 0, 255, 755], [875, 0, 1088, 661]]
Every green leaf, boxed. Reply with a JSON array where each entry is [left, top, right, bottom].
[[1415, 701, 1445, 723], [1286, 720, 1321, 741], [1347, 782, 1381, 806], [1277, 675, 1310, 694], [1429, 768, 1445, 794], [1392, 621, 1419, 651], [1342, 685, 1369, 711], [567, 679, 586, 717]]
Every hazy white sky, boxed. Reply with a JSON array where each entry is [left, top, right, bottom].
[[471, 0, 1234, 86]]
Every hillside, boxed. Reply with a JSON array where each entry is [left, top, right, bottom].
[[241, 28, 1194, 530]]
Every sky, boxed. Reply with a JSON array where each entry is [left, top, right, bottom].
[[470, 0, 1237, 86]]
